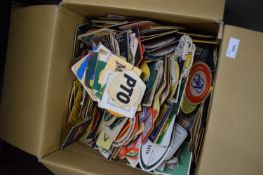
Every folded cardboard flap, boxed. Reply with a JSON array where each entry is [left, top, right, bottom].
[[43, 143, 148, 175], [63, 0, 225, 21], [0, 5, 58, 156], [64, 3, 220, 34], [197, 25, 263, 175], [38, 5, 85, 158]]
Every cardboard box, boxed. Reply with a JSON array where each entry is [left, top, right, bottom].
[[1, 0, 263, 174]]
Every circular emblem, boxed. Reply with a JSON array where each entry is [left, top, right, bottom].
[[185, 62, 211, 105]]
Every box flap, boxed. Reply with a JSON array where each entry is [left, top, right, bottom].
[[0, 5, 58, 156], [37, 5, 85, 158], [197, 25, 263, 175], [63, 0, 225, 21], [42, 143, 148, 175]]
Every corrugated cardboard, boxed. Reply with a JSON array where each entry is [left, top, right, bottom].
[[64, 0, 225, 21], [1, 1, 263, 175], [197, 25, 263, 175], [0, 5, 58, 156], [43, 143, 147, 175], [63, 2, 221, 34], [37, 5, 85, 158], [0, 5, 85, 158]]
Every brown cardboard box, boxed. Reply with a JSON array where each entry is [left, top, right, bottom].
[[1, 0, 263, 174]]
